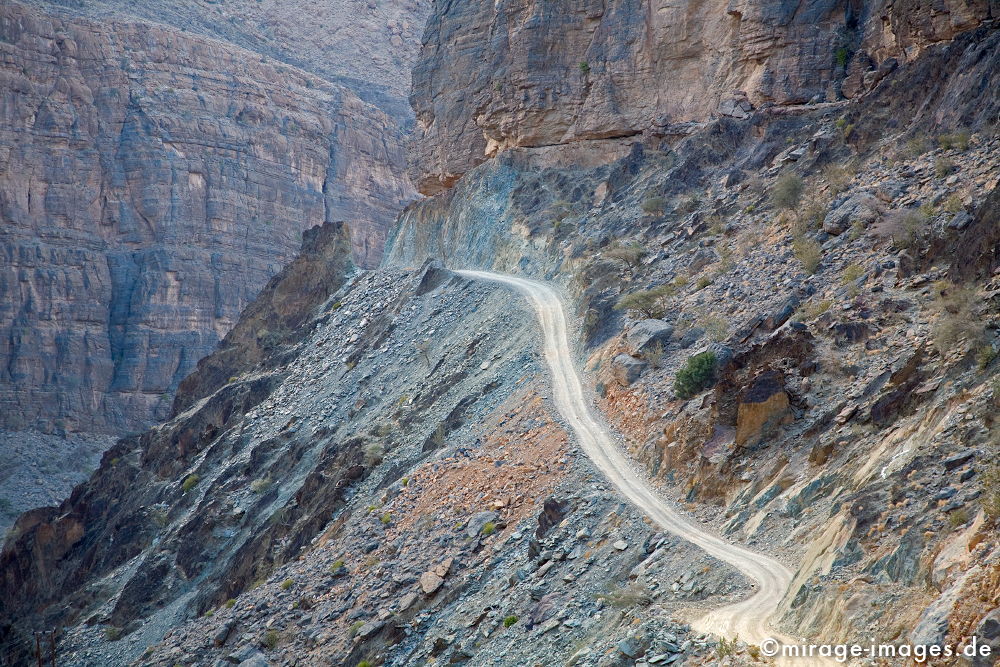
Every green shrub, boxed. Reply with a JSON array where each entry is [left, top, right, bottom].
[[938, 131, 971, 150], [481, 521, 497, 536], [930, 283, 984, 355], [578, 62, 590, 74], [717, 636, 738, 658], [903, 135, 931, 159], [151, 507, 169, 527], [225, 599, 236, 609], [642, 341, 665, 370], [834, 47, 849, 67], [674, 351, 718, 399], [364, 441, 386, 466], [841, 263, 864, 284], [349, 621, 365, 637], [948, 507, 970, 528], [977, 345, 998, 371], [641, 196, 666, 214], [935, 157, 954, 179], [793, 238, 822, 274], [943, 194, 964, 214], [771, 173, 804, 210], [280, 578, 294, 591], [262, 629, 280, 649], [873, 209, 928, 251], [823, 164, 853, 193], [380, 512, 392, 525], [983, 461, 1000, 521], [503, 615, 519, 628], [358, 661, 373, 667], [181, 474, 200, 493]]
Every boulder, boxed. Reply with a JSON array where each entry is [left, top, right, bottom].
[[612, 354, 647, 385], [735, 371, 792, 447], [625, 320, 674, 356], [419, 571, 444, 595], [718, 94, 753, 119], [237, 653, 270, 667], [355, 620, 385, 640], [948, 210, 972, 230], [822, 195, 880, 235], [397, 591, 419, 612], [466, 511, 498, 538], [433, 557, 455, 578], [214, 620, 236, 647], [678, 327, 705, 349], [535, 498, 566, 538]]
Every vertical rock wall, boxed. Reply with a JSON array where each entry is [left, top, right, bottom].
[[408, 0, 994, 195], [0, 1, 416, 434]]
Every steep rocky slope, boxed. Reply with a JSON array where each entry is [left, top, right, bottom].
[[0, 0, 417, 445], [0, 225, 747, 666], [386, 13, 1000, 663], [409, 0, 994, 194]]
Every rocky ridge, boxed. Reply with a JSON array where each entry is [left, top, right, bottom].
[[1, 226, 747, 666]]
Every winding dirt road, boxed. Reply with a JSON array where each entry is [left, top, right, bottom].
[[459, 269, 834, 665]]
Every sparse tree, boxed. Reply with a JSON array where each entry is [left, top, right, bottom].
[[604, 241, 647, 269]]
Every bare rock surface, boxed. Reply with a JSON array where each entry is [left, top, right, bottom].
[[0, 0, 417, 436], [409, 0, 993, 194], [0, 430, 115, 534], [30, 0, 430, 122]]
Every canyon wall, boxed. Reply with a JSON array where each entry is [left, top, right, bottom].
[[0, 0, 419, 435], [30, 0, 430, 123], [409, 0, 994, 195]]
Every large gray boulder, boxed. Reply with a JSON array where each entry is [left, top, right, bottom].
[[612, 354, 647, 386], [626, 319, 674, 356], [968, 608, 1000, 666], [822, 194, 880, 235]]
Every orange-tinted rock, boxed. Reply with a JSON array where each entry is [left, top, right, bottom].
[[735, 371, 792, 448]]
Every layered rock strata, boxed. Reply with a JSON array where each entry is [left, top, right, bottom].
[[0, 1, 415, 434], [409, 0, 994, 194]]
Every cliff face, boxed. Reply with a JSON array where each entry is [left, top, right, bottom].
[[30, 0, 430, 123], [0, 1, 416, 435], [409, 0, 994, 195]]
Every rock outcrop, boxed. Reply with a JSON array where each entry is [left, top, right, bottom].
[[409, 0, 994, 194], [0, 0, 417, 434]]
